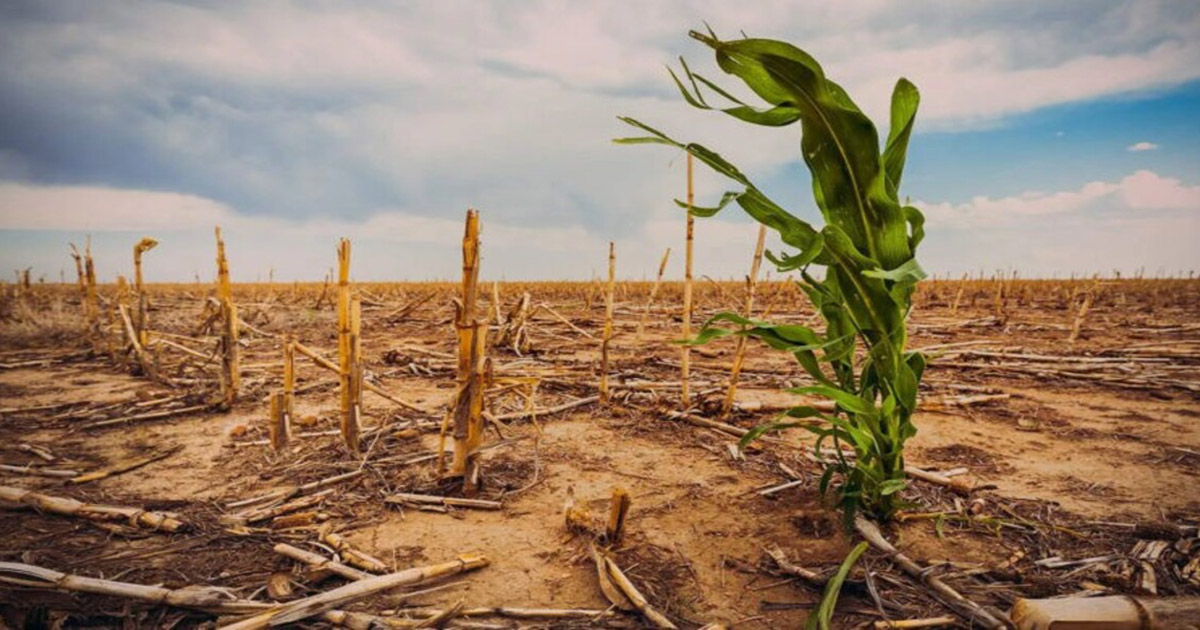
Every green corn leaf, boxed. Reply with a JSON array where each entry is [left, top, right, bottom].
[[674, 190, 743, 217], [676, 325, 736, 345], [790, 385, 875, 417], [883, 78, 920, 197], [861, 257, 926, 286], [878, 478, 907, 496], [737, 420, 802, 450], [806, 541, 869, 630], [905, 205, 926, 250]]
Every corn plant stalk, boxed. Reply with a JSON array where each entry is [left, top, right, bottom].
[[1068, 280, 1098, 345], [132, 237, 158, 348], [347, 297, 364, 452], [448, 210, 487, 491], [950, 273, 967, 313], [215, 227, 239, 408], [600, 242, 616, 404], [268, 391, 288, 452], [681, 152, 695, 408], [336, 239, 362, 452], [605, 487, 631, 546], [83, 238, 101, 351], [269, 336, 296, 451], [118, 302, 159, 381], [617, 29, 928, 522], [68, 243, 86, 315], [637, 247, 671, 336], [491, 280, 502, 326], [722, 224, 767, 417]]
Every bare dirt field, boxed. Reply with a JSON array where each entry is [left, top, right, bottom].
[[2, 278, 1198, 628]]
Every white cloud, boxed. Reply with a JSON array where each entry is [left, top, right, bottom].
[[0, 183, 237, 231], [920, 169, 1200, 230], [1119, 169, 1200, 209], [1127, 141, 1159, 152]]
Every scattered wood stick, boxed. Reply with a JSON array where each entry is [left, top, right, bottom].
[[603, 553, 677, 629], [218, 555, 489, 629], [0, 485, 186, 532], [0, 464, 79, 478], [758, 479, 805, 497], [225, 470, 364, 510], [589, 545, 634, 612], [0, 561, 264, 615], [901, 466, 974, 495], [854, 516, 1007, 629], [762, 545, 845, 589], [293, 341, 427, 414], [0, 560, 459, 629], [81, 404, 212, 430], [873, 616, 957, 629], [18, 443, 57, 461], [1011, 595, 1200, 630], [665, 411, 750, 439], [398, 606, 620, 620], [69, 447, 180, 484], [533, 303, 595, 339], [273, 543, 371, 581], [487, 395, 598, 422], [223, 489, 333, 525], [318, 523, 390, 573], [151, 337, 212, 361], [384, 493, 502, 511]]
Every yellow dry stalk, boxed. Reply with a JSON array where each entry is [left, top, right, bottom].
[[68, 243, 86, 305], [951, 272, 967, 314], [215, 228, 232, 302], [637, 248, 671, 337], [132, 237, 158, 293], [345, 297, 363, 452], [336, 238, 360, 452], [722, 224, 767, 417], [600, 242, 616, 404], [111, 275, 130, 365], [491, 280, 502, 326], [268, 391, 287, 451], [1068, 280, 1100, 346], [214, 227, 239, 407], [270, 336, 297, 451], [132, 237, 158, 348], [605, 487, 631, 546], [450, 210, 486, 486], [283, 335, 296, 408], [681, 152, 695, 408], [82, 240, 101, 348]]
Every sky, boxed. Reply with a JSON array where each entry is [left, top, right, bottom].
[[0, 0, 1198, 283]]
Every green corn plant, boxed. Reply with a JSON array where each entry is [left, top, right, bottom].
[[616, 28, 927, 524]]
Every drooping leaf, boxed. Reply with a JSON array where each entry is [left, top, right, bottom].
[[806, 541, 869, 630]]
